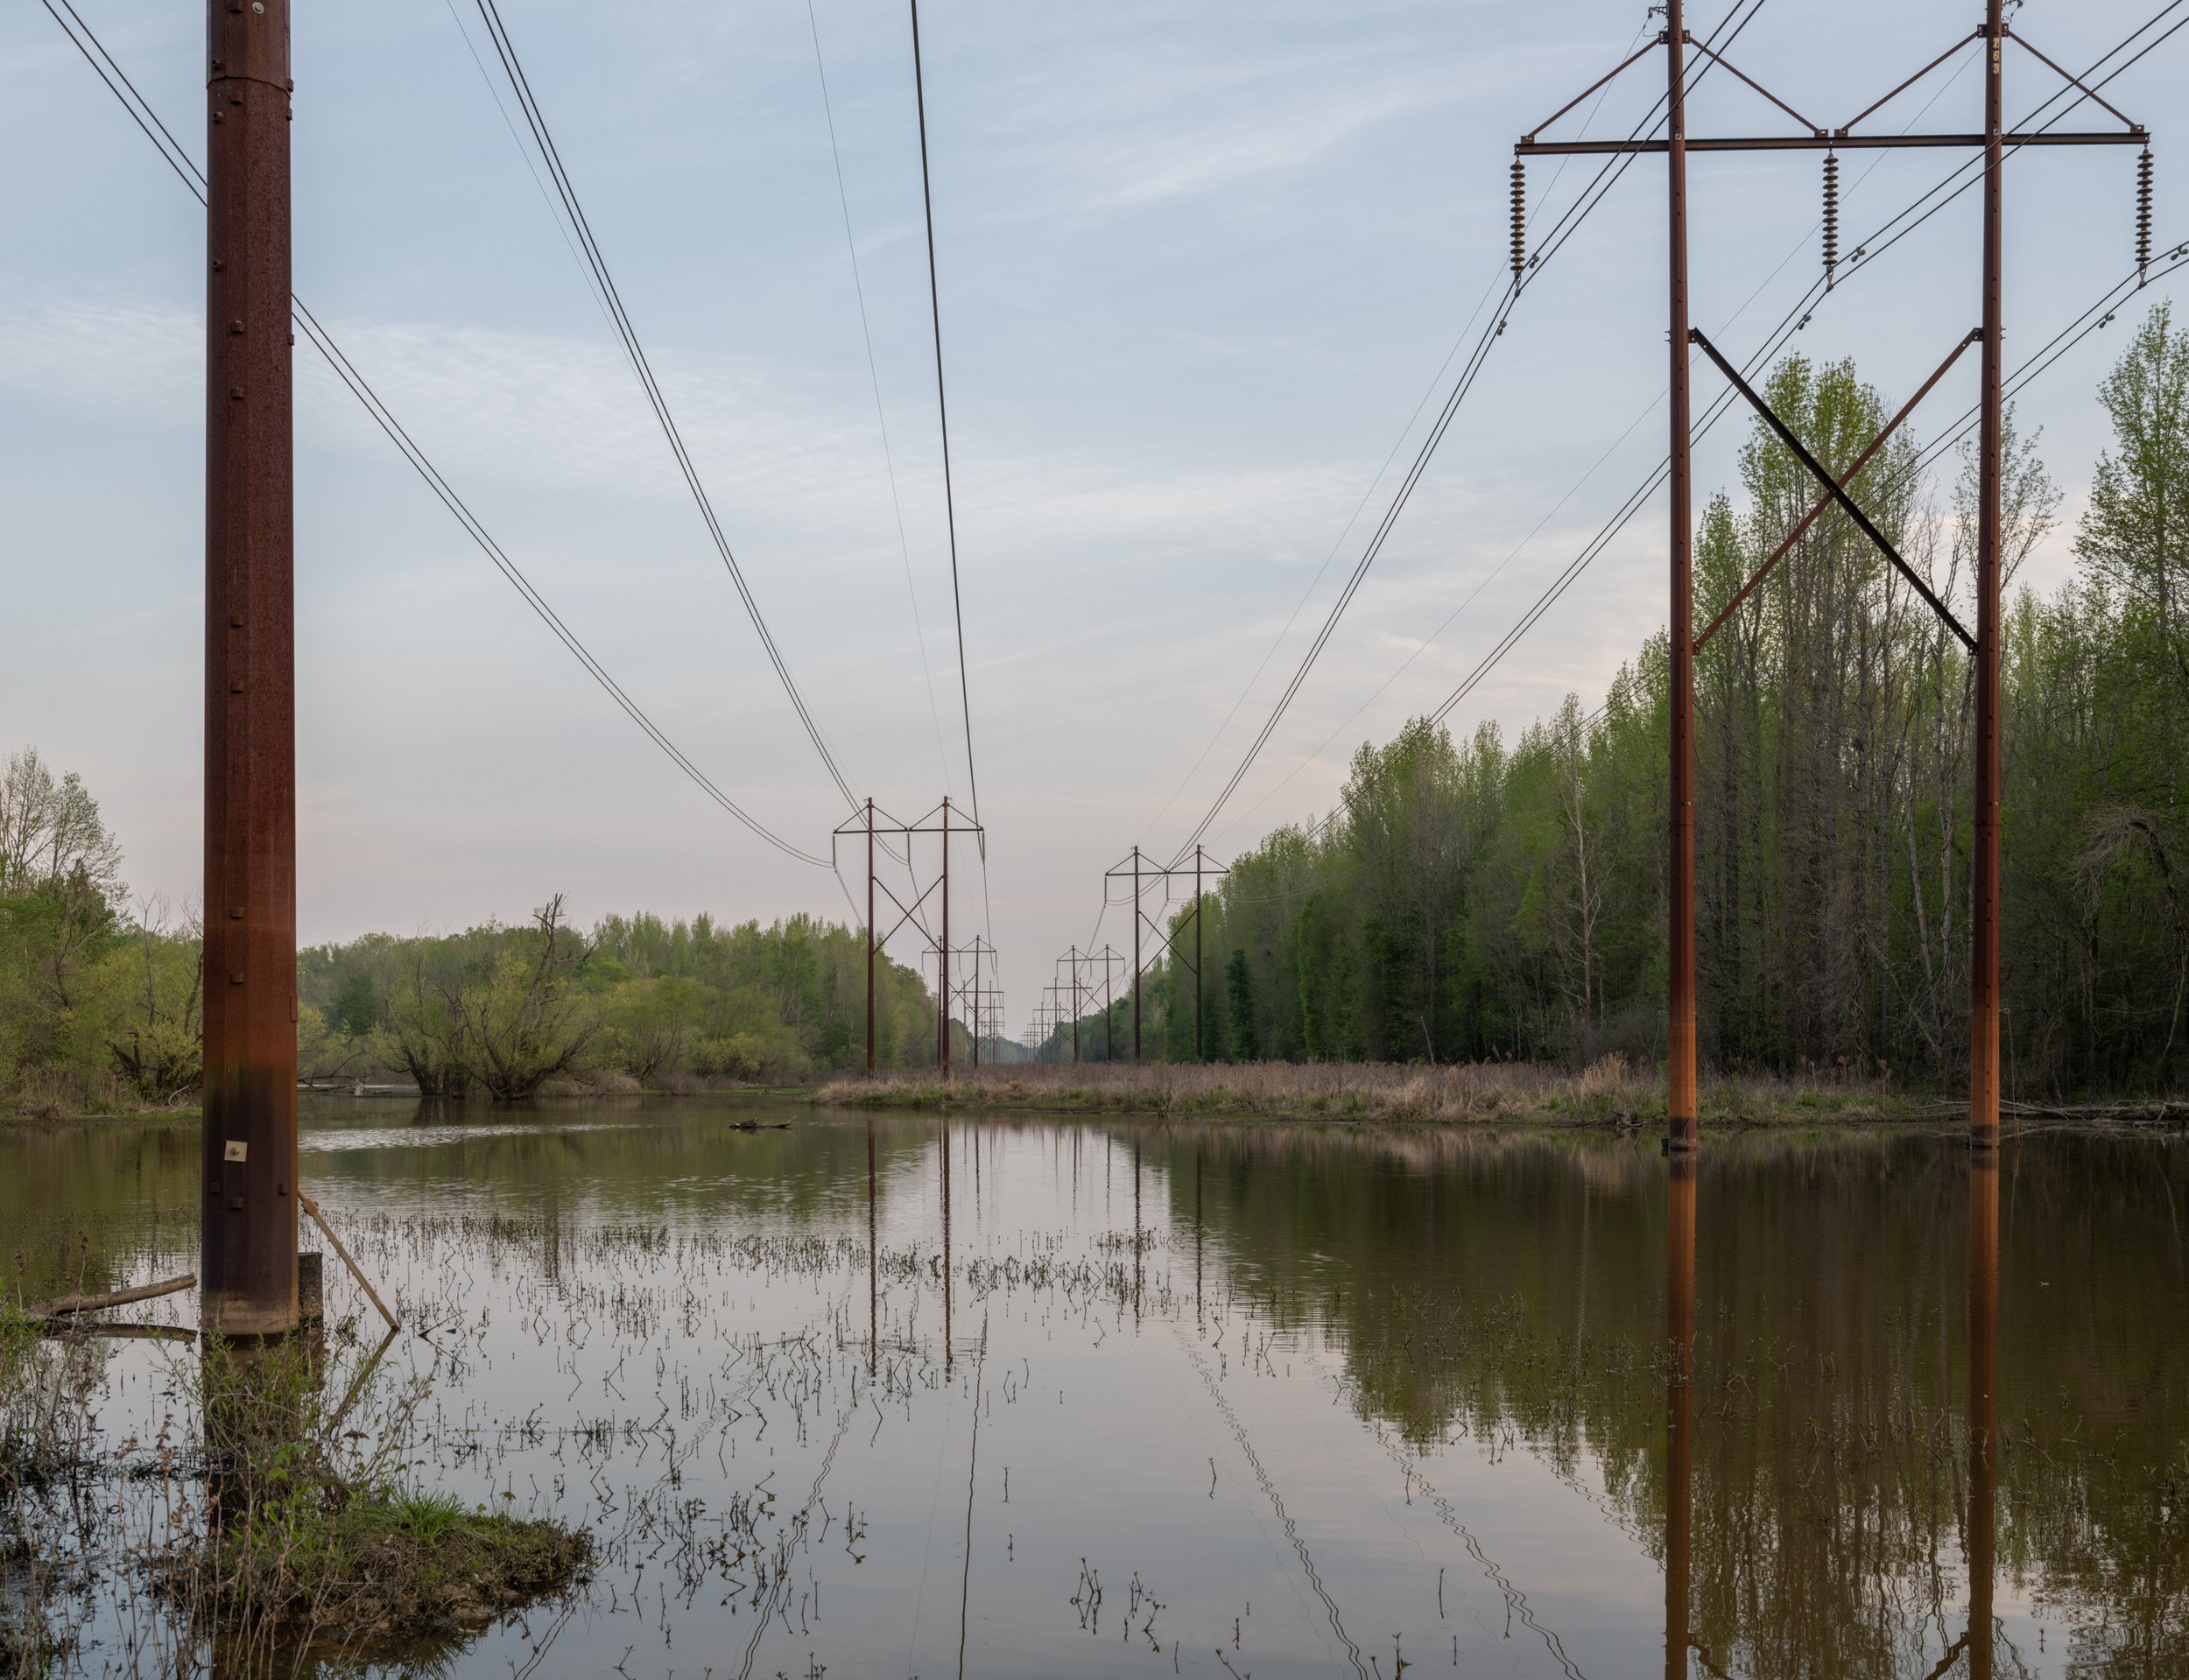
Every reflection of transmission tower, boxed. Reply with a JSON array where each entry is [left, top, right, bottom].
[[1103, 846, 1228, 1061], [834, 797, 983, 1075]]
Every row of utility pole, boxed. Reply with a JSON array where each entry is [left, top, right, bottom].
[[1032, 847, 1233, 1064], [193, 2, 2137, 1336]]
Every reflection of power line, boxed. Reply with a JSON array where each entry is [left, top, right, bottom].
[[1178, 1332, 1369, 1680], [735, 1399, 853, 1680], [1362, 1418, 1589, 1680]]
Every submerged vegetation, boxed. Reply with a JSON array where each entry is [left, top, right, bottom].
[[2, 1260, 589, 1674], [4, 1111, 2186, 1673]]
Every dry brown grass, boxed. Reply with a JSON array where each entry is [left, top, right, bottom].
[[813, 1054, 1920, 1126]]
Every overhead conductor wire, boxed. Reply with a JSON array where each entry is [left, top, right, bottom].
[[806, 0, 957, 803], [1130, 13, 1658, 856], [1416, 0, 2184, 733], [1200, 0, 2178, 859], [909, 0, 996, 968], [40, 0, 829, 868], [1162, 0, 1773, 870], [473, 0, 863, 811]]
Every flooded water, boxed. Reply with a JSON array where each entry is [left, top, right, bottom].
[[4, 1100, 2185, 1677]]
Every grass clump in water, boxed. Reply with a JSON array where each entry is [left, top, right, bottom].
[[168, 1329, 592, 1662], [201, 1480, 590, 1645]]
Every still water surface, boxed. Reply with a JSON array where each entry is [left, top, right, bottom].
[[4, 1100, 2185, 1677]]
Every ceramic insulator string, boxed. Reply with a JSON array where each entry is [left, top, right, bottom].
[[2137, 149, 2153, 285], [1822, 151, 1840, 292], [1510, 158, 1526, 285]]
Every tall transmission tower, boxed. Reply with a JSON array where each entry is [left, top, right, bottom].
[[1515, 0, 2146, 1153], [834, 797, 983, 1075], [1105, 846, 1228, 1062]]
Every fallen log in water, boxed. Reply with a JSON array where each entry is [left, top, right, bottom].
[[29, 1273, 195, 1319]]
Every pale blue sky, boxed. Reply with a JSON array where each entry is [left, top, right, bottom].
[[2, 0, 2178, 1028]]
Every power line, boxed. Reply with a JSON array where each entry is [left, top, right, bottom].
[[805, 0, 956, 803], [1418, 3, 2184, 729], [1193, 240, 2189, 909], [1211, 0, 2178, 836], [39, 0, 829, 869], [472, 0, 862, 811], [1131, 15, 1662, 857], [908, 0, 984, 851], [1160, 0, 1773, 870]]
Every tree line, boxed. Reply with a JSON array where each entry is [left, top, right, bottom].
[[11, 307, 2185, 1106], [1048, 305, 2186, 1099], [0, 759, 952, 1110]]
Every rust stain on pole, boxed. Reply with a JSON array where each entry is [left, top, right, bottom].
[[202, 0, 299, 1339], [1665, 0, 1699, 1153], [1969, 0, 2005, 1151]]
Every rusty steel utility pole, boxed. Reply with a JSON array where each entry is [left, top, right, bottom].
[[202, 0, 299, 1339], [1969, 0, 2007, 1154], [834, 798, 982, 1080], [1106, 846, 1228, 1062], [1131, 847, 1143, 1061], [865, 798, 876, 1074], [1664, 0, 1697, 1153], [939, 796, 951, 1076], [1193, 846, 1205, 1063], [1517, 4, 2143, 1156]]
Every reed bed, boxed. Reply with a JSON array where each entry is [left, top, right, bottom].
[[815, 1054, 1918, 1125]]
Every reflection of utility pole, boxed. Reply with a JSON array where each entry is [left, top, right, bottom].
[[202, 0, 299, 1339], [1664, 1153, 1695, 1680], [1104, 847, 1228, 1063], [1967, 1147, 1999, 1680], [1519, 0, 2145, 1153]]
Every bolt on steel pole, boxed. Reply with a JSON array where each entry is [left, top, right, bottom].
[[202, 0, 299, 1339], [1969, 0, 2005, 1152], [1665, 0, 1699, 1154], [866, 798, 876, 1075]]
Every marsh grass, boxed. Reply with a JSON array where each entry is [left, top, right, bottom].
[[155, 1328, 591, 1667], [817, 1054, 1918, 1126]]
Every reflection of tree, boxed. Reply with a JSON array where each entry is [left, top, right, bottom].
[[1159, 1126, 2189, 1677]]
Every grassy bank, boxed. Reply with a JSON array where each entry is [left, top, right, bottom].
[[813, 1056, 1950, 1127]]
